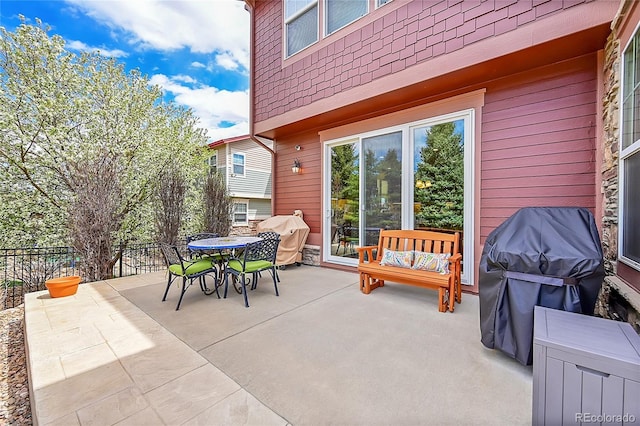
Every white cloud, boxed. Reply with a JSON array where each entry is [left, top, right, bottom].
[[215, 52, 238, 71], [66, 39, 128, 58], [65, 0, 249, 69], [62, 0, 250, 139], [206, 122, 249, 141], [172, 75, 197, 84], [149, 74, 248, 139]]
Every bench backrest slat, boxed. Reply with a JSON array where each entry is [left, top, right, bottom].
[[375, 229, 460, 261]]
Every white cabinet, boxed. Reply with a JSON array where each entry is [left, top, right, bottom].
[[533, 306, 640, 425]]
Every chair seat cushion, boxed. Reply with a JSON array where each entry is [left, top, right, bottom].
[[227, 259, 273, 273], [169, 259, 214, 276]]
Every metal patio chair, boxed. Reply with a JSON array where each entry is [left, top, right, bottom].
[[223, 236, 281, 307], [337, 223, 358, 256], [186, 233, 219, 259], [159, 242, 220, 310], [257, 231, 281, 282]]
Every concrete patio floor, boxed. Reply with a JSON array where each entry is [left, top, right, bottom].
[[24, 265, 532, 425]]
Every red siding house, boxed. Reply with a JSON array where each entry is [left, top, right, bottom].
[[243, 0, 640, 323]]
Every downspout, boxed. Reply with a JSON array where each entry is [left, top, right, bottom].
[[244, 0, 276, 217]]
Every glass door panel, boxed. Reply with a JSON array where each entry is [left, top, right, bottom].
[[362, 131, 402, 246], [329, 143, 360, 258], [413, 120, 465, 269], [324, 111, 473, 283]]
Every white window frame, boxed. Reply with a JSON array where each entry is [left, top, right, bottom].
[[284, 0, 376, 58], [232, 153, 246, 177], [324, 0, 368, 37], [322, 109, 475, 286], [284, 0, 319, 58], [233, 200, 249, 226], [619, 27, 640, 271], [208, 151, 217, 174]]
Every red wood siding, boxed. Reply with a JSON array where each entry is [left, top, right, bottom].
[[273, 135, 322, 245], [480, 55, 598, 242], [253, 0, 589, 125], [272, 56, 599, 251]]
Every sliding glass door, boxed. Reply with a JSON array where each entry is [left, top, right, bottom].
[[362, 132, 402, 246], [324, 111, 474, 285], [328, 142, 360, 258]]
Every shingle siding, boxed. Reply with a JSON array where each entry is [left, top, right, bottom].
[[253, 0, 588, 124]]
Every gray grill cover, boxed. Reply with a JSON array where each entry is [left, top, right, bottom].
[[479, 207, 605, 365]]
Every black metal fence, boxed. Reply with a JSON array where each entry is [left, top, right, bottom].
[[0, 241, 173, 310]]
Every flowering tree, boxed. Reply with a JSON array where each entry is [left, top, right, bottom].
[[0, 18, 210, 278]]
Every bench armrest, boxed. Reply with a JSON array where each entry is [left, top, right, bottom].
[[357, 245, 377, 263], [449, 253, 462, 277]]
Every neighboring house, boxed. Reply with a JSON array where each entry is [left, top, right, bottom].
[[243, 0, 639, 326], [207, 135, 273, 234]]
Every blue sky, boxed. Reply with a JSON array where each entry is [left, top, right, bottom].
[[0, 0, 250, 141]]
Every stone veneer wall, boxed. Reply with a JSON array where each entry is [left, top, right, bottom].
[[596, 31, 640, 333], [301, 245, 320, 266], [229, 220, 262, 237], [600, 34, 620, 276]]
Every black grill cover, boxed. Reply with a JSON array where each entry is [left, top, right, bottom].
[[479, 207, 605, 365]]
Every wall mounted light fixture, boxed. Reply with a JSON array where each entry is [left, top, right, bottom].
[[292, 158, 301, 174]]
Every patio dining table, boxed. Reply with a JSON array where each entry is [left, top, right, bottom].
[[187, 236, 263, 294], [187, 236, 263, 252]]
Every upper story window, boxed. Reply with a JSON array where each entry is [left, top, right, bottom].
[[232, 153, 245, 176], [208, 152, 217, 174], [326, 0, 368, 35], [285, 0, 319, 57], [620, 30, 640, 270], [285, 0, 382, 58]]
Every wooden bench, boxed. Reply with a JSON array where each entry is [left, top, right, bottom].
[[357, 229, 462, 312]]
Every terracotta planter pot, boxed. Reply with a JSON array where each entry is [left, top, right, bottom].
[[45, 276, 81, 298]]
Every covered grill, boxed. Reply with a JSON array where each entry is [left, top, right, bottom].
[[256, 213, 310, 267], [479, 207, 605, 365]]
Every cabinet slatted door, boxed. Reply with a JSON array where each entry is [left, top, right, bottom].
[[533, 306, 640, 425]]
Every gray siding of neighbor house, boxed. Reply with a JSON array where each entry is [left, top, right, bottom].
[[229, 168, 272, 198], [236, 140, 272, 171], [216, 166, 228, 183], [250, 198, 272, 219]]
